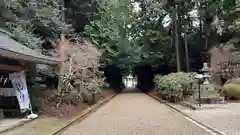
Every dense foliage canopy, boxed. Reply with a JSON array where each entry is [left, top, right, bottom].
[[85, 0, 239, 75], [1, 0, 239, 77]]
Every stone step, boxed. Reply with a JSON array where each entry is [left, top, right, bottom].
[[199, 97, 225, 104]]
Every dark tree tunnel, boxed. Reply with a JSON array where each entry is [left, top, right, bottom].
[[134, 65, 155, 93], [103, 63, 177, 93], [102, 65, 125, 93], [103, 65, 156, 93]]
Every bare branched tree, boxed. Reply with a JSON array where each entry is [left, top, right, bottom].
[[53, 35, 103, 104]]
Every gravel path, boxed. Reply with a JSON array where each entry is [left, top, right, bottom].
[[59, 90, 211, 135], [182, 103, 240, 135]]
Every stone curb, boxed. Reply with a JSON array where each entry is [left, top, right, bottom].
[[0, 117, 37, 134], [51, 93, 117, 135], [181, 101, 228, 110], [180, 102, 198, 110], [147, 93, 227, 135]]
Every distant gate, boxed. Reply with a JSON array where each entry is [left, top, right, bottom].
[[123, 75, 137, 88]]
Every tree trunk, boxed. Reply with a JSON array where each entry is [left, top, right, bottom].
[[183, 1, 189, 72], [204, 0, 209, 50], [173, 5, 181, 72], [184, 23, 189, 72], [57, 34, 65, 98], [57, 0, 66, 97]]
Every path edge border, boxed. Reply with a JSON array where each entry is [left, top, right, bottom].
[[51, 93, 117, 135], [146, 93, 227, 135], [0, 117, 37, 134]]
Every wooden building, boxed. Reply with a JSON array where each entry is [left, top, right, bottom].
[[0, 28, 60, 70], [0, 28, 60, 117]]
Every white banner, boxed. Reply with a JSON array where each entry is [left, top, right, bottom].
[[9, 71, 30, 113]]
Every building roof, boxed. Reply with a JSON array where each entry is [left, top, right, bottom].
[[0, 29, 61, 65]]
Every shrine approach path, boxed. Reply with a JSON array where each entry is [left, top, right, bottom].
[[58, 88, 212, 135]]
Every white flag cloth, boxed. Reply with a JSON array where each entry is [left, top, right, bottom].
[[9, 71, 30, 112]]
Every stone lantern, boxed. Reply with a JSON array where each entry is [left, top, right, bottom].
[[200, 63, 212, 85], [195, 62, 224, 104]]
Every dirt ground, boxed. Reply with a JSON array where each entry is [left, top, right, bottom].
[[35, 88, 115, 118], [148, 90, 158, 97]]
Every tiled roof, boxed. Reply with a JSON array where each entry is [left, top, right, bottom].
[[0, 28, 60, 65]]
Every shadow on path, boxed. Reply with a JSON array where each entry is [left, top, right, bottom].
[[121, 87, 140, 93]]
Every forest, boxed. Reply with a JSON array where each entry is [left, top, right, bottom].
[[0, 0, 239, 102]]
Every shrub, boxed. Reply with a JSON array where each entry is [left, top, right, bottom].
[[53, 35, 103, 104], [154, 72, 195, 102], [223, 84, 240, 100]]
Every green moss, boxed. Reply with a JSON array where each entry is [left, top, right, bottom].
[[223, 84, 240, 99]]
